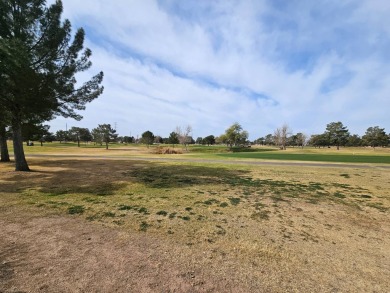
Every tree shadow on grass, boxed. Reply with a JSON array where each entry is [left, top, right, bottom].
[[0, 159, 130, 195], [0, 159, 249, 195], [0, 159, 369, 207]]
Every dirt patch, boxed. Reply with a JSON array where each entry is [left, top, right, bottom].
[[2, 202, 389, 293], [0, 206, 231, 293]]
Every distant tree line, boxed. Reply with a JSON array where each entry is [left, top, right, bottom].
[[4, 121, 388, 153], [253, 122, 390, 149]]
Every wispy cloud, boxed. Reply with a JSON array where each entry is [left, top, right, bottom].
[[49, 0, 390, 138]]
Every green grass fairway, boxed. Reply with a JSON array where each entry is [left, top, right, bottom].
[[219, 152, 390, 164]]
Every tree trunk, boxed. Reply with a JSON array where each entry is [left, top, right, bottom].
[[0, 125, 11, 162], [12, 120, 30, 171], [105, 141, 108, 150]]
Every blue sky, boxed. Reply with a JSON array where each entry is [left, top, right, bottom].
[[48, 0, 390, 139]]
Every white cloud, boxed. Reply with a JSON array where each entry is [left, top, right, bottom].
[[49, 0, 390, 139]]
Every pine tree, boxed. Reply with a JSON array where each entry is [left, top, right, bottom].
[[325, 122, 350, 150], [0, 0, 104, 170]]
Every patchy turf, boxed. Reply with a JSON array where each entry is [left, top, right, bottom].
[[0, 153, 389, 292]]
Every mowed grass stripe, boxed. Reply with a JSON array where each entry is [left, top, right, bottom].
[[219, 152, 390, 164]]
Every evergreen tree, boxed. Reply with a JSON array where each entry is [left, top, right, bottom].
[[56, 130, 69, 143], [0, 0, 103, 170], [92, 124, 117, 149], [141, 130, 155, 148], [325, 122, 350, 150], [168, 132, 179, 148], [21, 123, 50, 146], [68, 127, 91, 147], [362, 126, 388, 148], [203, 135, 216, 146]]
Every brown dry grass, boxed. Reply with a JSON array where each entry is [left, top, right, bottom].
[[0, 153, 389, 292], [154, 146, 183, 154]]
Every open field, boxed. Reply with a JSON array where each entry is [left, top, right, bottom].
[[7, 141, 390, 162], [1, 145, 390, 292]]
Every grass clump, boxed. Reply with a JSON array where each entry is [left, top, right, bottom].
[[366, 202, 388, 212], [156, 210, 168, 216], [138, 207, 149, 214], [333, 192, 346, 198], [340, 173, 350, 178], [228, 197, 241, 206], [118, 205, 133, 210], [215, 225, 227, 235], [251, 210, 271, 221], [102, 212, 116, 217], [68, 205, 85, 214], [139, 221, 150, 231], [203, 199, 220, 205]]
